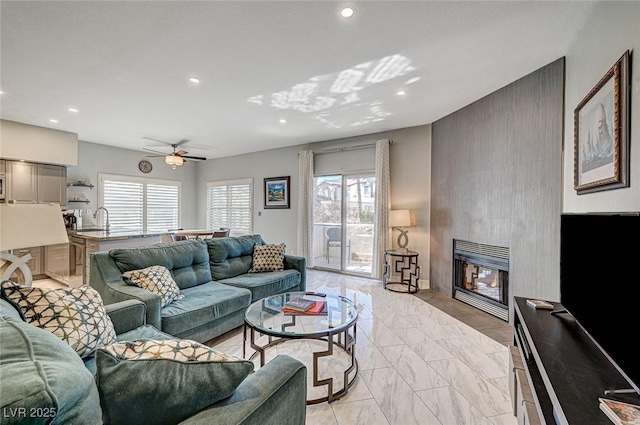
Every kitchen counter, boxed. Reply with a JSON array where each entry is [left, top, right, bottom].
[[69, 229, 171, 242]]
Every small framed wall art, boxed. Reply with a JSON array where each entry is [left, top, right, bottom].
[[264, 176, 290, 209], [574, 50, 630, 194]]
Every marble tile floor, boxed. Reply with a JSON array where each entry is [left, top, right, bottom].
[[207, 269, 518, 425]]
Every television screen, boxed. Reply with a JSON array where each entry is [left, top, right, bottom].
[[560, 212, 640, 394]]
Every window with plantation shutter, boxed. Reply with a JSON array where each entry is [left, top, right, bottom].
[[206, 178, 252, 236], [99, 173, 180, 232]]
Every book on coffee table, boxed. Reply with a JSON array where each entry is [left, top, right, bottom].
[[282, 297, 315, 312], [282, 300, 327, 315]]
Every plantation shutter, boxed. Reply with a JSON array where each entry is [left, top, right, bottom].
[[100, 174, 181, 232], [207, 178, 252, 235], [103, 180, 144, 230], [147, 184, 179, 231]]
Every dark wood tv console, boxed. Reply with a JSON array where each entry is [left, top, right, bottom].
[[513, 296, 637, 424]]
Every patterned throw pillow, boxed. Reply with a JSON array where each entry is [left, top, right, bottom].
[[96, 339, 254, 425], [102, 339, 240, 362], [122, 265, 184, 308], [0, 281, 117, 358], [249, 243, 286, 273]]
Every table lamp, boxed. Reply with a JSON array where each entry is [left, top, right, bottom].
[[390, 209, 412, 250], [0, 203, 69, 286]]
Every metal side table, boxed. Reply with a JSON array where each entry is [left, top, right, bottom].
[[383, 249, 420, 293]]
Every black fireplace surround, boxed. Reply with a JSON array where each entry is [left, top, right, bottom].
[[452, 239, 509, 321]]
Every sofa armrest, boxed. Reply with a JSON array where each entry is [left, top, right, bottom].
[[179, 355, 307, 425], [90, 251, 163, 330], [106, 299, 147, 335], [283, 254, 306, 292]]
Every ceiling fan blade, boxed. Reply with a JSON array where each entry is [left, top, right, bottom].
[[181, 155, 207, 161], [145, 154, 165, 158], [143, 136, 170, 144], [175, 139, 190, 147], [175, 150, 188, 156], [143, 147, 169, 155]]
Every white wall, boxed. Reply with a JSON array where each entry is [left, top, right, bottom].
[[195, 145, 301, 253], [563, 1, 640, 212], [66, 141, 198, 228], [195, 124, 432, 283]]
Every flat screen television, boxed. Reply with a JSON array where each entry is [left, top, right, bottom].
[[560, 212, 640, 395]]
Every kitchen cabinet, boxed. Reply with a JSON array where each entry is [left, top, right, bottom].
[[5, 161, 38, 203], [0, 159, 5, 174], [38, 164, 67, 204], [5, 160, 66, 205], [2, 246, 44, 280], [44, 243, 70, 286]]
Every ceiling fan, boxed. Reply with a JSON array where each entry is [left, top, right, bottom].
[[143, 138, 207, 169]]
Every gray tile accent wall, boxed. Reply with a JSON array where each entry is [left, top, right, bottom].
[[430, 58, 564, 320]]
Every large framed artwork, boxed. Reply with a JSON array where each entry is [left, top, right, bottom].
[[264, 176, 290, 209], [574, 50, 630, 194]]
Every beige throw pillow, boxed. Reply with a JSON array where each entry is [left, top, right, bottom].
[[1, 281, 117, 358], [122, 265, 184, 308]]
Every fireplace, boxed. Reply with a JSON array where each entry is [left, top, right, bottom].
[[452, 239, 509, 321]]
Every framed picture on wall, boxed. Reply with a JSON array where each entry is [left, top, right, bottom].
[[264, 176, 290, 209], [573, 50, 630, 194]]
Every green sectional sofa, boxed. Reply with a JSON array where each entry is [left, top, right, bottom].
[[89, 235, 306, 343], [0, 297, 307, 425]]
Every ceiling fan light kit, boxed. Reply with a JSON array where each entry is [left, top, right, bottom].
[[143, 138, 207, 169], [165, 155, 184, 166]]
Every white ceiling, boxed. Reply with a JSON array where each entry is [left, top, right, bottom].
[[0, 1, 595, 161]]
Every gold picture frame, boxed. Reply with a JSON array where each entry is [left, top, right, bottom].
[[574, 50, 630, 194]]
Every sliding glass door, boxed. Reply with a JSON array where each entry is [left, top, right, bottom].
[[312, 173, 375, 276]]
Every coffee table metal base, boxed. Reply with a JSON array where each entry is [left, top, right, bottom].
[[243, 317, 358, 405]]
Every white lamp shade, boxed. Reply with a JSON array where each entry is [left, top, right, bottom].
[[165, 155, 184, 166], [389, 209, 412, 228], [0, 203, 69, 251]]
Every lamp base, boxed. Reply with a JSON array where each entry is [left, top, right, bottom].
[[396, 229, 409, 249], [0, 252, 34, 286]]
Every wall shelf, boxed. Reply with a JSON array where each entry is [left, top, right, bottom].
[[67, 199, 90, 203], [67, 182, 94, 189]]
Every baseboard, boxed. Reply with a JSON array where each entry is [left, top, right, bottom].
[[418, 278, 430, 289]]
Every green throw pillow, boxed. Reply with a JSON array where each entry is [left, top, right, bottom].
[[1, 281, 117, 358], [96, 339, 254, 425]]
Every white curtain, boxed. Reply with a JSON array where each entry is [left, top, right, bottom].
[[372, 139, 391, 279], [297, 150, 314, 268]]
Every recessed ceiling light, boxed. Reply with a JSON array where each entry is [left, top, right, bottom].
[[0, 90, 4, 95], [341, 6, 355, 18], [396, 90, 407, 96], [49, 119, 59, 123], [279, 119, 287, 124], [68, 107, 79, 113], [188, 77, 200, 84]]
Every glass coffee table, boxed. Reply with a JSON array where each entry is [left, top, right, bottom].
[[244, 291, 358, 404]]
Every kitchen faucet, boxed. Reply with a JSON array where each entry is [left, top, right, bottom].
[[93, 207, 110, 232]]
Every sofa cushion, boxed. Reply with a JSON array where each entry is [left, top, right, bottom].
[[110, 239, 212, 290], [160, 282, 252, 336], [123, 265, 184, 307], [96, 339, 254, 425], [0, 313, 102, 425], [219, 269, 301, 301], [1, 282, 116, 358], [249, 243, 286, 273], [206, 234, 265, 280]]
